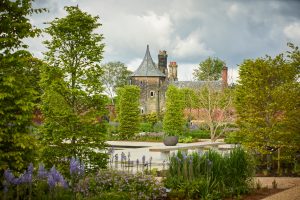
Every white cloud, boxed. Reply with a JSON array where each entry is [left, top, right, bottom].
[[172, 30, 214, 59], [284, 22, 300, 43], [126, 58, 143, 72], [177, 63, 197, 81], [227, 4, 240, 19]]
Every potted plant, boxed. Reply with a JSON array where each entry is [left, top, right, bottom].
[[163, 134, 179, 146]]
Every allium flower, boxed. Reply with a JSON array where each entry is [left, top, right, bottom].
[[142, 155, 146, 165], [38, 163, 48, 179]]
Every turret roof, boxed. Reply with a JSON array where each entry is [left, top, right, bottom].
[[131, 45, 166, 77]]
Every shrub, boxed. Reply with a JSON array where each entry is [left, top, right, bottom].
[[2, 160, 167, 200], [164, 148, 254, 199]]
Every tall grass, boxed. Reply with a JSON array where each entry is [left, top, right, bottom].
[[165, 147, 254, 199]]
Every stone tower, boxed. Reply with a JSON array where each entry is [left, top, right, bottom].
[[130, 45, 168, 115], [168, 61, 178, 81]]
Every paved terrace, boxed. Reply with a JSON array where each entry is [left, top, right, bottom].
[[106, 141, 234, 163]]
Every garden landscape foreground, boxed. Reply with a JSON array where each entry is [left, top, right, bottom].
[[1, 0, 299, 199]]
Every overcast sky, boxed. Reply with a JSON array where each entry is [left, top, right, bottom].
[[28, 0, 300, 83]]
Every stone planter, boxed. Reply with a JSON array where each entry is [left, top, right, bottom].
[[163, 136, 178, 146]]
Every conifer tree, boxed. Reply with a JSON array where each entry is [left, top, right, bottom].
[[116, 85, 140, 139], [163, 85, 185, 136]]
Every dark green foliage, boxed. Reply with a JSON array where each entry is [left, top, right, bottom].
[[193, 57, 225, 81], [117, 85, 140, 139], [40, 6, 108, 173], [163, 85, 185, 136], [235, 45, 300, 162], [0, 0, 45, 174], [0, 0, 46, 53], [165, 148, 254, 199]]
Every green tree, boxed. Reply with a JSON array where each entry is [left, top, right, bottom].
[[116, 85, 140, 139], [193, 57, 225, 81], [163, 85, 185, 136], [101, 61, 132, 104], [235, 45, 300, 167], [0, 0, 45, 173], [40, 6, 108, 172]]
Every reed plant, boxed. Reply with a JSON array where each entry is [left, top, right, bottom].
[[165, 147, 254, 199]]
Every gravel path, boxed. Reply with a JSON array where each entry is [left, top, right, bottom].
[[254, 177, 300, 200]]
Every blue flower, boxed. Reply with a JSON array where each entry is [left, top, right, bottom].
[[4, 169, 15, 184], [47, 174, 55, 189], [70, 157, 85, 176], [38, 163, 48, 179]]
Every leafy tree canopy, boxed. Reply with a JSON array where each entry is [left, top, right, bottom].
[[40, 6, 108, 173], [101, 61, 132, 104], [193, 57, 225, 81], [235, 43, 300, 160], [0, 0, 45, 174]]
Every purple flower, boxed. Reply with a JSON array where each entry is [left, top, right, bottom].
[[47, 175, 55, 189], [38, 164, 48, 179], [27, 163, 34, 174], [70, 157, 85, 176], [20, 171, 32, 183], [48, 166, 68, 188], [142, 155, 146, 165], [4, 169, 15, 184], [107, 146, 114, 155], [3, 186, 8, 193], [114, 154, 119, 162]]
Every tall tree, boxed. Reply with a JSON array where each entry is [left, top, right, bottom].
[[163, 85, 185, 136], [41, 6, 108, 172], [101, 61, 131, 104], [194, 83, 234, 142], [193, 57, 225, 81], [235, 45, 300, 166], [0, 0, 45, 173], [116, 85, 140, 139]]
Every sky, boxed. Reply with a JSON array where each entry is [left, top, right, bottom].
[[28, 0, 300, 83]]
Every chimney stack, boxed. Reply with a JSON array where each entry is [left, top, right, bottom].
[[168, 62, 178, 81], [158, 50, 168, 76], [222, 66, 228, 88]]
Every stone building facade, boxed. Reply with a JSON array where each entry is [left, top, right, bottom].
[[130, 45, 228, 115]]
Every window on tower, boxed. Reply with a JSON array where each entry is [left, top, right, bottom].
[[150, 91, 155, 97]]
